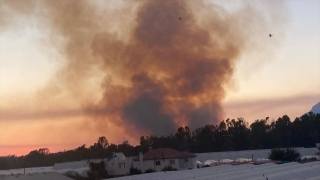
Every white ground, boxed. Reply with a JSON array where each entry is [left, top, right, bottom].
[[109, 161, 320, 180], [0, 172, 73, 180]]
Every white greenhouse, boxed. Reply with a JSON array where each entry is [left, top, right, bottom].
[[109, 161, 320, 180]]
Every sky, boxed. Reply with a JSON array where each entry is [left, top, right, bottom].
[[0, 0, 319, 156]]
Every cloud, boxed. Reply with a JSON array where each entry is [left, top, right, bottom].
[[0, 0, 288, 137], [224, 94, 320, 121]]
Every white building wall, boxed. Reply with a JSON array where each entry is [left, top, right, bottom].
[[187, 157, 197, 169], [134, 159, 180, 172], [177, 157, 196, 170], [134, 158, 196, 173], [142, 160, 154, 172], [132, 161, 140, 170], [153, 159, 179, 172], [106, 159, 131, 176]]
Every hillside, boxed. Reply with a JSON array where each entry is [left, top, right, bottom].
[[311, 102, 320, 114]]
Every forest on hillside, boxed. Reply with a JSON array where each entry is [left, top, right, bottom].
[[0, 112, 319, 170]]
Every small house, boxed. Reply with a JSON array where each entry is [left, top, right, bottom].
[[132, 148, 197, 172], [105, 152, 131, 176]]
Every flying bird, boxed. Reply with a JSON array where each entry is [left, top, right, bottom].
[[269, 34, 273, 37]]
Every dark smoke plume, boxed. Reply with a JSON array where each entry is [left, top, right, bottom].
[[90, 0, 235, 135], [0, 0, 287, 139]]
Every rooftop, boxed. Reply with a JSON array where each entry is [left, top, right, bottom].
[[133, 148, 196, 161]]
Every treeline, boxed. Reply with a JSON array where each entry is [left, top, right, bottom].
[[0, 137, 137, 170], [0, 112, 319, 170]]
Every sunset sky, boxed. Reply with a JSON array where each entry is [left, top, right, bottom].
[[0, 0, 319, 156]]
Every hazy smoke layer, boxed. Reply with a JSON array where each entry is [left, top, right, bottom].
[[1, 0, 286, 138]]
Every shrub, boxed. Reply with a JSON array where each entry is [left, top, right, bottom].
[[161, 165, 177, 171], [145, 168, 155, 173], [268, 148, 301, 162], [130, 167, 141, 175]]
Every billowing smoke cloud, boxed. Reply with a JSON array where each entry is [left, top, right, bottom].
[[90, 0, 237, 135], [0, 0, 287, 139]]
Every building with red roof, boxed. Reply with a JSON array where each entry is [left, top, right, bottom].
[[132, 147, 197, 172]]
